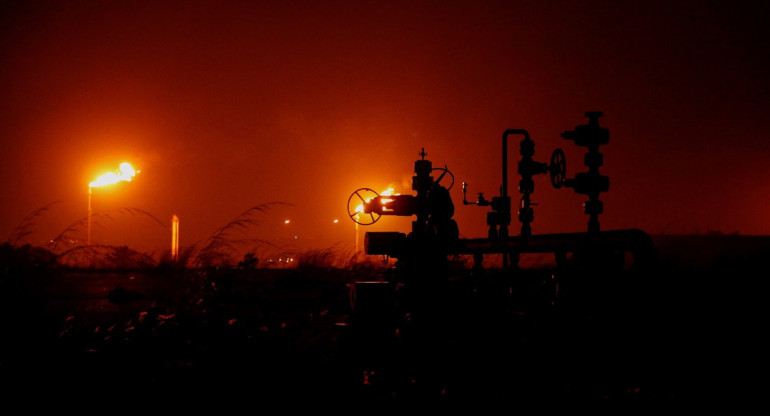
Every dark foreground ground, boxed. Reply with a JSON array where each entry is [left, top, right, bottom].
[[0, 234, 765, 410]]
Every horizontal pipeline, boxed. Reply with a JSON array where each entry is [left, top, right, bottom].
[[452, 228, 656, 264]]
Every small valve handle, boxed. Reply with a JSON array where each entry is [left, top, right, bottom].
[[550, 148, 566, 189], [462, 182, 489, 206]]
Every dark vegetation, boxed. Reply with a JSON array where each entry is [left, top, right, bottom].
[[0, 205, 764, 409], [0, 242, 384, 409]]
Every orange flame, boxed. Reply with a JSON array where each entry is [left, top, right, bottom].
[[89, 162, 138, 188], [354, 187, 397, 214]]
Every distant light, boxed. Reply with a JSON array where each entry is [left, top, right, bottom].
[[293, 235, 298, 239], [284, 219, 290, 224], [333, 219, 339, 224]]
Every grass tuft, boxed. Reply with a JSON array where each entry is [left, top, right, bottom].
[[191, 202, 291, 269], [5, 202, 61, 246], [47, 207, 167, 254], [56, 244, 157, 271]]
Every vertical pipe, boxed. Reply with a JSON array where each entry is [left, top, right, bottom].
[[87, 186, 92, 246], [171, 214, 179, 261], [502, 131, 507, 198], [502, 129, 530, 198], [501, 129, 530, 269]]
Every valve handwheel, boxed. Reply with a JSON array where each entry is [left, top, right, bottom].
[[550, 148, 566, 188], [432, 166, 455, 190], [347, 188, 381, 225]]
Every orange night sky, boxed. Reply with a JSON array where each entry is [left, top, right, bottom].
[[1, 0, 769, 255]]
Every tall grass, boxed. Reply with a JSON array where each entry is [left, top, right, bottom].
[[295, 245, 346, 270], [4, 201, 60, 246], [56, 244, 157, 270], [190, 202, 290, 269], [293, 243, 389, 271], [5, 201, 388, 272], [46, 207, 167, 254]]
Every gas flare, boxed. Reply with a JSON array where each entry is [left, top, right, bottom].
[[355, 187, 396, 214], [89, 162, 138, 188]]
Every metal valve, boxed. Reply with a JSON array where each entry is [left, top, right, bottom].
[[561, 111, 610, 233], [462, 182, 490, 206]]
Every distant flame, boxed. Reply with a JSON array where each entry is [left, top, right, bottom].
[[355, 187, 397, 214], [89, 162, 138, 188]]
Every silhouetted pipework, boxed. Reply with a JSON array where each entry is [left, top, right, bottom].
[[561, 112, 610, 233], [463, 128, 565, 268], [412, 148, 433, 235], [348, 112, 649, 278], [342, 114, 658, 399], [504, 129, 566, 240], [462, 181, 509, 240], [515, 129, 548, 239]]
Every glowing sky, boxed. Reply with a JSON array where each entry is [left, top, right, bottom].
[[1, 0, 768, 254]]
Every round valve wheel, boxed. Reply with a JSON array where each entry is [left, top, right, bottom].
[[347, 188, 381, 225], [432, 166, 455, 190], [550, 148, 566, 189]]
